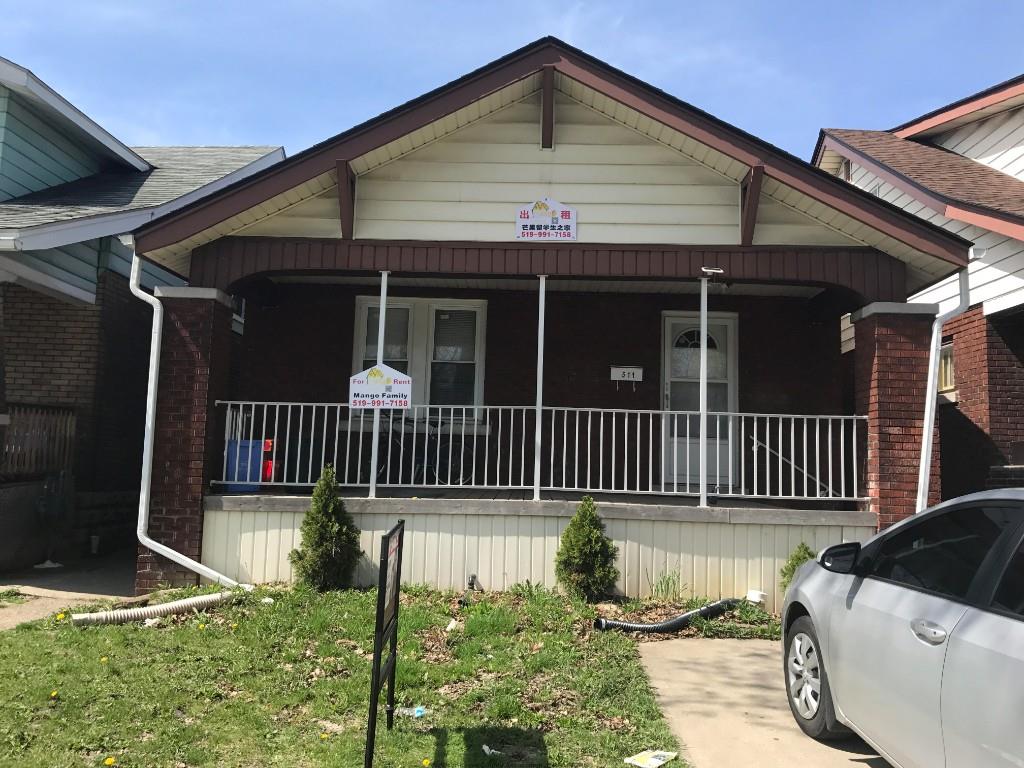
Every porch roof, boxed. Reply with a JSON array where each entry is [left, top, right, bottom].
[[135, 37, 970, 290]]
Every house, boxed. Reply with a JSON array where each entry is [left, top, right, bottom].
[[0, 56, 284, 569], [814, 75, 1024, 500], [129, 38, 971, 610]]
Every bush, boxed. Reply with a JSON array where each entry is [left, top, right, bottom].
[[780, 542, 817, 592], [289, 465, 361, 590], [555, 496, 619, 601]]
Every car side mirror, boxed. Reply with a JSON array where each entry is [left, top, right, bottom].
[[818, 542, 861, 574]]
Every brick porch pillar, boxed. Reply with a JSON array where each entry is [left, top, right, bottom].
[[852, 302, 941, 530], [136, 288, 233, 594]]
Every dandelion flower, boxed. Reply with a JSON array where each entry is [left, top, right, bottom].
[[320, 733, 329, 740], [56, 613, 65, 621], [198, 623, 206, 630], [49, 690, 58, 699], [231, 622, 238, 630], [104, 757, 116, 766], [100, 656, 108, 664], [423, 760, 431, 767]]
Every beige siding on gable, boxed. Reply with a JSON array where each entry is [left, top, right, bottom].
[[935, 105, 1024, 181], [355, 92, 740, 243]]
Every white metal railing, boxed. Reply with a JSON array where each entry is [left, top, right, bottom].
[[213, 402, 867, 501]]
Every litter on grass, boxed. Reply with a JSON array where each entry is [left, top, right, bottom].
[[624, 750, 678, 767], [395, 706, 428, 718], [482, 745, 502, 756]]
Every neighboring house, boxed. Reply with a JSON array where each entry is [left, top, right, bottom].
[[130, 38, 972, 610], [815, 75, 1024, 500], [0, 56, 284, 569]]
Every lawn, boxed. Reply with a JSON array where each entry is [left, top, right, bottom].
[[0, 585, 679, 767]]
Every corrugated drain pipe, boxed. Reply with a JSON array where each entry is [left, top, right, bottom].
[[72, 249, 249, 626], [594, 590, 766, 633]]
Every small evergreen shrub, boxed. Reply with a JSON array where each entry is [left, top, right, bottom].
[[780, 542, 817, 592], [289, 465, 361, 590], [555, 496, 619, 601]]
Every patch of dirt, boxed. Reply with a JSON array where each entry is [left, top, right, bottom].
[[416, 625, 454, 665]]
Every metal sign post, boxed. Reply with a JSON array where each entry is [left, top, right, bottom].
[[364, 519, 405, 768]]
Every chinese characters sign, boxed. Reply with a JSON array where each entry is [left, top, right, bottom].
[[515, 197, 577, 240], [349, 363, 412, 409]]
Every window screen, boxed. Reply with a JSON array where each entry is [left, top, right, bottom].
[[993, 540, 1024, 618], [870, 507, 1021, 600], [430, 309, 477, 405], [363, 307, 410, 373]]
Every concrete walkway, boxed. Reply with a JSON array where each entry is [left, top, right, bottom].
[[0, 551, 136, 630], [640, 639, 888, 768]]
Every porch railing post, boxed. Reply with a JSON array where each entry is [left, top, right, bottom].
[[698, 275, 708, 507], [532, 275, 547, 501], [368, 270, 389, 499]]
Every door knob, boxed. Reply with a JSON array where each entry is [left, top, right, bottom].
[[910, 618, 947, 645]]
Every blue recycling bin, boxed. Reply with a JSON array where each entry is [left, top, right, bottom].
[[226, 439, 263, 492]]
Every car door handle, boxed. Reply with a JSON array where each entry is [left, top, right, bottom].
[[911, 618, 947, 645]]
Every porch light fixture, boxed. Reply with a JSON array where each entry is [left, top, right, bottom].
[[701, 266, 725, 276]]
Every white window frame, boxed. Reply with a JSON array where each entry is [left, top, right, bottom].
[[353, 296, 487, 405]]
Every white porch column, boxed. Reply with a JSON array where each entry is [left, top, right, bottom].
[[532, 275, 547, 501], [368, 270, 389, 499], [698, 275, 708, 507]]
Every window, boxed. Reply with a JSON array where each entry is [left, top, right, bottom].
[[354, 297, 485, 405], [869, 506, 1021, 600], [993, 539, 1024, 618], [938, 341, 955, 393], [231, 296, 246, 335]]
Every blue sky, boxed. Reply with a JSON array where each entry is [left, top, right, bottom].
[[7, 1, 1023, 160]]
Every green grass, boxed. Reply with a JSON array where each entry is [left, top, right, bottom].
[[0, 589, 25, 605], [0, 585, 678, 766]]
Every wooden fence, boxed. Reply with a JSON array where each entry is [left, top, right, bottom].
[[0, 404, 77, 480]]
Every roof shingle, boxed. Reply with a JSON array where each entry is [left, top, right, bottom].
[[823, 128, 1024, 219], [0, 146, 279, 229]]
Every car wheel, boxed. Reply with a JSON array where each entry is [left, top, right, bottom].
[[785, 616, 849, 741]]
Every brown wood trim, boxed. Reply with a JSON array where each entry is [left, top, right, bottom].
[[190, 237, 907, 302], [336, 160, 355, 239], [541, 65, 555, 149], [893, 77, 1024, 138], [135, 38, 969, 270], [740, 164, 764, 247]]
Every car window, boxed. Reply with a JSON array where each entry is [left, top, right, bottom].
[[993, 540, 1024, 618], [870, 506, 1021, 600]]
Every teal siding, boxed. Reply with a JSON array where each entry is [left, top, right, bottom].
[[0, 86, 101, 201], [103, 237, 185, 289], [16, 239, 102, 294]]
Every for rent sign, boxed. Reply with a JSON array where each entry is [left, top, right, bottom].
[[515, 197, 577, 240], [348, 364, 412, 409]]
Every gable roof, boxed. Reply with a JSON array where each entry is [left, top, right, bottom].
[[891, 73, 1024, 139], [0, 56, 149, 172], [818, 128, 1024, 220], [135, 36, 970, 278], [0, 145, 284, 252]]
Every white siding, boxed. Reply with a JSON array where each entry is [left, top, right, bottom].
[[846, 163, 1024, 315], [935, 105, 1024, 180], [201, 497, 875, 613]]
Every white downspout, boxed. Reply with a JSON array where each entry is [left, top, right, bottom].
[[129, 252, 244, 588], [916, 261, 972, 512]]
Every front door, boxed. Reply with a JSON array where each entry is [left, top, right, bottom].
[[662, 313, 737, 490]]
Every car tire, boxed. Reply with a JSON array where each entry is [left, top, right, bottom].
[[784, 616, 849, 741]]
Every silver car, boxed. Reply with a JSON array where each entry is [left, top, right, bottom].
[[782, 489, 1024, 768]]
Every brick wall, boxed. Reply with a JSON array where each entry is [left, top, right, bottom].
[[137, 296, 232, 593], [0, 282, 102, 485], [230, 283, 848, 417], [854, 311, 940, 529], [0, 274, 150, 494], [938, 307, 1024, 498]]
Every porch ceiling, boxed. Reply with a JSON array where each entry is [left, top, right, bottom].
[[271, 273, 824, 297]]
